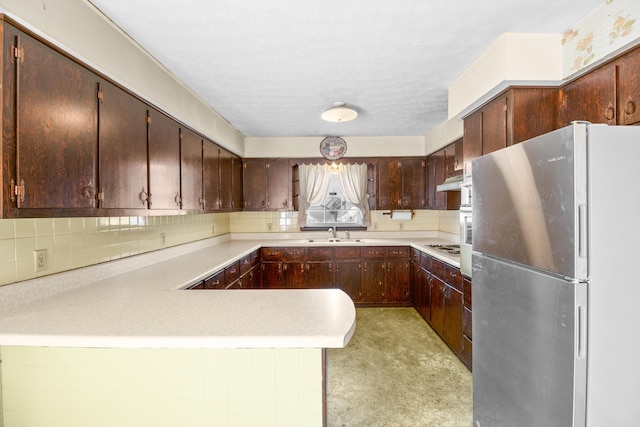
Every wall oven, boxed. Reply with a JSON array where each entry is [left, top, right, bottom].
[[459, 176, 472, 277]]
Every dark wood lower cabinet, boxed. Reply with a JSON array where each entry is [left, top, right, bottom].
[[190, 245, 471, 370]]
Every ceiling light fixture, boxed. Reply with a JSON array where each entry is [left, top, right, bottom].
[[321, 102, 358, 122]]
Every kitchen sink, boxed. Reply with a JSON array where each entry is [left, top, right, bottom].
[[306, 238, 366, 244]]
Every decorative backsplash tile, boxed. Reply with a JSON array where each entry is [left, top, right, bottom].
[[0, 209, 457, 287], [563, 0, 639, 76]]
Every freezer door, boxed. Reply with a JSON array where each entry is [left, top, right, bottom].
[[472, 123, 588, 280], [473, 254, 587, 427]]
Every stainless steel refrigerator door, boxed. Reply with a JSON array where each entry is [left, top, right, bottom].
[[472, 123, 588, 280], [473, 254, 587, 427]]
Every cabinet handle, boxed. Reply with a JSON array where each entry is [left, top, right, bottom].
[[604, 104, 615, 121], [175, 193, 182, 208], [81, 180, 96, 206], [625, 100, 636, 115], [138, 187, 149, 206]]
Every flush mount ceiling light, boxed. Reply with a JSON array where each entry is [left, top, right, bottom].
[[321, 102, 358, 122]]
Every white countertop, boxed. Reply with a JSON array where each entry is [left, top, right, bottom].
[[0, 233, 459, 350]]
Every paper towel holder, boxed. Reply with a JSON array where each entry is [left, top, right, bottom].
[[383, 210, 414, 220]]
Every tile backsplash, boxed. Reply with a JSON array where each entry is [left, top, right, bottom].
[[0, 209, 458, 287]]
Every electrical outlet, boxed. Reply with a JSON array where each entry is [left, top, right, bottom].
[[373, 222, 378, 231], [34, 249, 48, 272], [399, 222, 404, 230], [160, 232, 166, 246], [211, 224, 216, 235], [267, 223, 273, 232]]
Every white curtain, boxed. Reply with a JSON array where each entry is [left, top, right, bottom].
[[337, 163, 371, 226], [298, 164, 331, 225]]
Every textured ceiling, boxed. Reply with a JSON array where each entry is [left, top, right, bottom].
[[88, 0, 603, 138]]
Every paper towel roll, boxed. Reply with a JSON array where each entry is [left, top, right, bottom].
[[391, 210, 412, 220]]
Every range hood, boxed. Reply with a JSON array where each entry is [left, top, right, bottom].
[[436, 175, 463, 192]]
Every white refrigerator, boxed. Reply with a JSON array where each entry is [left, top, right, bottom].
[[472, 123, 640, 426]]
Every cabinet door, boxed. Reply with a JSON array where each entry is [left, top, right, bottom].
[[219, 148, 234, 211], [560, 62, 617, 126], [335, 260, 362, 302], [97, 80, 148, 210], [419, 267, 432, 321], [148, 108, 181, 210], [385, 259, 410, 303], [401, 158, 426, 208], [232, 155, 243, 211], [377, 158, 402, 209], [443, 143, 458, 178], [13, 31, 98, 211], [361, 261, 386, 303], [430, 275, 445, 336], [481, 95, 508, 155], [283, 261, 305, 288], [242, 158, 266, 210], [203, 141, 220, 212], [462, 110, 482, 176], [305, 261, 334, 289], [266, 158, 291, 210], [180, 128, 204, 211], [618, 47, 640, 125], [443, 284, 463, 356], [261, 262, 283, 288]]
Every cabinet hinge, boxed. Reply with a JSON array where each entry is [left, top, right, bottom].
[[13, 44, 24, 64], [10, 178, 25, 205]]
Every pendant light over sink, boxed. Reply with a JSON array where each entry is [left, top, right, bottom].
[[321, 102, 358, 122]]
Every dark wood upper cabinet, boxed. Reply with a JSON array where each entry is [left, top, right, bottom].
[[427, 141, 461, 210], [463, 87, 558, 177], [202, 141, 220, 212], [97, 79, 148, 210], [481, 94, 508, 155], [377, 158, 426, 210], [377, 158, 403, 210], [180, 127, 204, 211], [560, 63, 617, 126], [462, 112, 482, 176], [10, 28, 98, 213], [147, 108, 181, 210], [220, 148, 242, 211], [617, 46, 640, 125], [243, 158, 291, 211], [401, 158, 427, 209]]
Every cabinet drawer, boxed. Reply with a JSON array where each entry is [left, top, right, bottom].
[[362, 246, 385, 259], [189, 280, 205, 290], [410, 247, 421, 262], [444, 264, 462, 292], [334, 246, 361, 260], [463, 277, 472, 309], [430, 258, 445, 280], [307, 246, 333, 261], [386, 246, 409, 258], [204, 270, 225, 289], [261, 247, 306, 261], [225, 261, 241, 284], [239, 254, 252, 275], [420, 252, 432, 270]]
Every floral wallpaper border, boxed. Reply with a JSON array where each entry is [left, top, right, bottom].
[[563, 0, 640, 76]]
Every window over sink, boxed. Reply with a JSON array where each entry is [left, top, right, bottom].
[[298, 163, 370, 229]]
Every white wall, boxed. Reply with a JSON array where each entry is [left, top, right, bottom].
[[245, 136, 426, 158], [0, 0, 245, 155]]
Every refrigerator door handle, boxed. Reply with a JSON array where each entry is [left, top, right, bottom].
[[577, 304, 587, 359], [578, 204, 587, 259]]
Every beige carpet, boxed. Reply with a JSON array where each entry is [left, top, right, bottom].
[[326, 307, 472, 427]]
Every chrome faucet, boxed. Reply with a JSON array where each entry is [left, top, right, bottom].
[[328, 226, 337, 238]]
